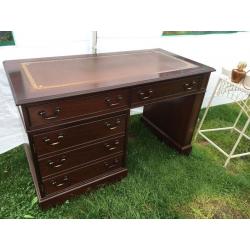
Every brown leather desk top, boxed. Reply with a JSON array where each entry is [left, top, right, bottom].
[[3, 48, 215, 105]]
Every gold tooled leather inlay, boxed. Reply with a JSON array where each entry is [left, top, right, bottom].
[[21, 51, 198, 90]]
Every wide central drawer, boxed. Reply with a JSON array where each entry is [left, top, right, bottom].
[[26, 89, 129, 129], [32, 114, 127, 156], [38, 136, 125, 178], [42, 154, 124, 195], [131, 75, 203, 106]]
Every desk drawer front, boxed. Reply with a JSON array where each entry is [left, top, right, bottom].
[[33, 114, 127, 156], [38, 136, 125, 177], [131, 76, 203, 105], [27, 89, 129, 128], [42, 154, 124, 195]]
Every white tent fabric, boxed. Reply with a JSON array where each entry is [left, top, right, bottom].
[[0, 67, 28, 153]]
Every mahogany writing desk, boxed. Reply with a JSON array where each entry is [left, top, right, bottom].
[[3, 49, 215, 208]]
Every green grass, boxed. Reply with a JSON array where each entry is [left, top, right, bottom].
[[162, 31, 238, 36], [0, 40, 15, 46], [0, 103, 249, 218], [0, 31, 15, 46]]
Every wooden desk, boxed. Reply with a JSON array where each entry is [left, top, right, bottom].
[[3, 49, 215, 208]]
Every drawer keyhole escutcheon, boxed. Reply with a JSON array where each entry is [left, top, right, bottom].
[[138, 89, 153, 100], [105, 95, 123, 107], [38, 107, 61, 120], [105, 119, 121, 130], [43, 134, 64, 146]]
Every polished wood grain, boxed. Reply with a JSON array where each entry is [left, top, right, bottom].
[[3, 49, 214, 105], [32, 113, 127, 156], [42, 154, 124, 195], [40, 168, 128, 209], [3, 49, 215, 208], [37, 136, 125, 178], [131, 75, 203, 107], [26, 89, 129, 129], [142, 74, 210, 154]]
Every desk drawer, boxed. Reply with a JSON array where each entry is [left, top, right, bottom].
[[26, 89, 129, 128], [131, 76, 203, 106], [38, 136, 125, 178], [42, 154, 124, 195], [32, 114, 127, 156]]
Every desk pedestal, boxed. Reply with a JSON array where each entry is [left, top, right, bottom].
[[142, 93, 205, 154]]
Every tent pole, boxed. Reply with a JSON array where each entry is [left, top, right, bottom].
[[92, 31, 97, 54]]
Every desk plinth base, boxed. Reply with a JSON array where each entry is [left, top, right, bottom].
[[141, 116, 192, 155], [24, 144, 127, 209], [39, 169, 127, 209], [142, 93, 205, 155]]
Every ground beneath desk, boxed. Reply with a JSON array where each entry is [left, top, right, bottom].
[[0, 103, 249, 218]]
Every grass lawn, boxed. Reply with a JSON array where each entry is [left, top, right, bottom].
[[0, 103, 249, 218]]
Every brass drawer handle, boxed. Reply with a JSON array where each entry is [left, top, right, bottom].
[[105, 95, 123, 107], [38, 107, 61, 120], [48, 157, 66, 169], [104, 159, 119, 169], [51, 176, 69, 188], [184, 81, 197, 91], [138, 89, 153, 100], [105, 140, 120, 151], [105, 119, 121, 130], [185, 84, 193, 90], [43, 134, 64, 146]]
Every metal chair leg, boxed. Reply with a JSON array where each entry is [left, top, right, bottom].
[[231, 109, 243, 133], [194, 79, 221, 141], [224, 117, 250, 167]]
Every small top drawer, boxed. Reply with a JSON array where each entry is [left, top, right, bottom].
[[131, 76, 203, 106], [25, 89, 129, 129]]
